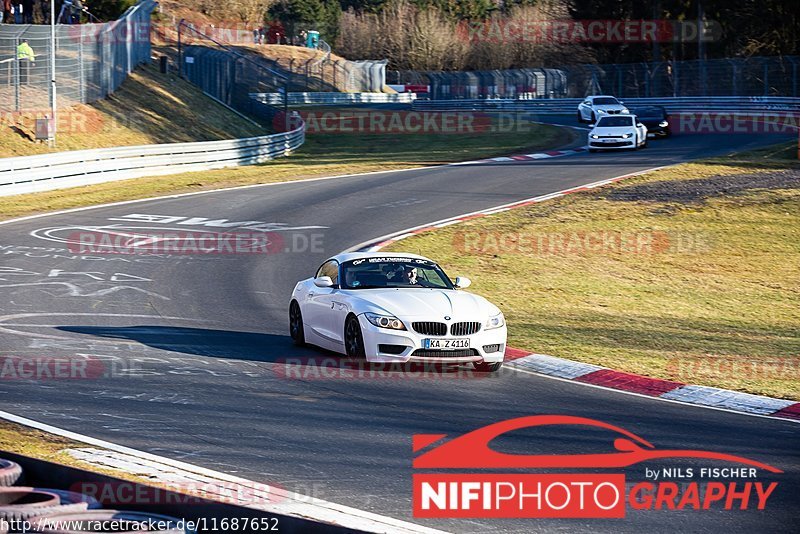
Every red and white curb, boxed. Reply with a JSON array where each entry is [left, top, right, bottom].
[[351, 166, 800, 424], [504, 349, 800, 422], [453, 146, 587, 165]]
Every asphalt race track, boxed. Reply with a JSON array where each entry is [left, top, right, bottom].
[[1, 120, 798, 533]]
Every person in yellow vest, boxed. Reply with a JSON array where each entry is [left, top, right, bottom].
[[16, 39, 35, 85]]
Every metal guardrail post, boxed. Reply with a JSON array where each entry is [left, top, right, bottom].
[[729, 59, 739, 97], [285, 83, 292, 131], [78, 39, 85, 103], [14, 38, 20, 112], [178, 19, 183, 78]]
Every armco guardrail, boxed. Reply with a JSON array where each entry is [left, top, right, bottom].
[[0, 125, 305, 197], [251, 92, 417, 106], [412, 96, 800, 114]]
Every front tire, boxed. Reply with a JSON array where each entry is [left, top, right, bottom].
[[289, 300, 305, 346], [473, 361, 503, 373], [344, 314, 366, 359], [576, 111, 584, 123], [590, 111, 596, 123]]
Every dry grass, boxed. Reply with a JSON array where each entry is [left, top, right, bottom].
[[0, 420, 143, 483], [386, 142, 800, 399], [0, 63, 265, 158]]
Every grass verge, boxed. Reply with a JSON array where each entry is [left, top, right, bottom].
[[385, 141, 800, 400], [0, 420, 144, 483], [0, 119, 571, 221]]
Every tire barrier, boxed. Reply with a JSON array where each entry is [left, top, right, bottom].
[[0, 461, 21, 487], [34, 490, 100, 510], [0, 458, 193, 533], [0, 488, 62, 521]]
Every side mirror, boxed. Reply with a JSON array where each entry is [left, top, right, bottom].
[[313, 276, 334, 288], [454, 276, 471, 289], [636, 123, 644, 128]]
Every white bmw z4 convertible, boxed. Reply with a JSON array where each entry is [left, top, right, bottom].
[[289, 252, 507, 372]]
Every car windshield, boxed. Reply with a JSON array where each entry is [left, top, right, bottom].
[[594, 97, 620, 105], [340, 257, 455, 290], [597, 116, 634, 127], [632, 107, 664, 118]]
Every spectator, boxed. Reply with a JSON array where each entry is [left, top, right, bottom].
[[12, 0, 21, 23], [22, 0, 32, 23], [0, 0, 9, 23], [17, 38, 35, 84]]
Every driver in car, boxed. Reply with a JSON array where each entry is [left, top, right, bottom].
[[401, 266, 419, 285]]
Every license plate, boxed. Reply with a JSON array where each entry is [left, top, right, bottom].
[[601, 139, 617, 143], [424, 338, 470, 349]]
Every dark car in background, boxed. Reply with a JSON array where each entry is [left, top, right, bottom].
[[630, 106, 671, 137]]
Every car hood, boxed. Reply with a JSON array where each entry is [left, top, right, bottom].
[[595, 105, 627, 112], [350, 288, 499, 319], [591, 126, 635, 135]]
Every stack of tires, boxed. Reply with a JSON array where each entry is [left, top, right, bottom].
[[0, 458, 194, 533]]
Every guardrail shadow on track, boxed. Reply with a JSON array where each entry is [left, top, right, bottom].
[[56, 326, 314, 363]]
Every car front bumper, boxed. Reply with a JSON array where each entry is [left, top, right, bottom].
[[358, 315, 507, 364], [589, 139, 635, 149], [644, 125, 670, 136]]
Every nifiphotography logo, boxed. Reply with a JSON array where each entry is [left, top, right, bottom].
[[412, 415, 781, 518]]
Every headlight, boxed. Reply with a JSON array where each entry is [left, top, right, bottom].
[[596, 109, 606, 114], [659, 120, 669, 127], [621, 108, 629, 114], [622, 133, 633, 139], [485, 312, 505, 330], [590, 134, 599, 139], [364, 312, 406, 330]]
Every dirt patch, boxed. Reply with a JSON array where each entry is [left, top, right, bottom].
[[605, 170, 800, 203]]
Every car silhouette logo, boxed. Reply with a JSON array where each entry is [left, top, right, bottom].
[[413, 415, 782, 472], [444, 316, 451, 320]]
